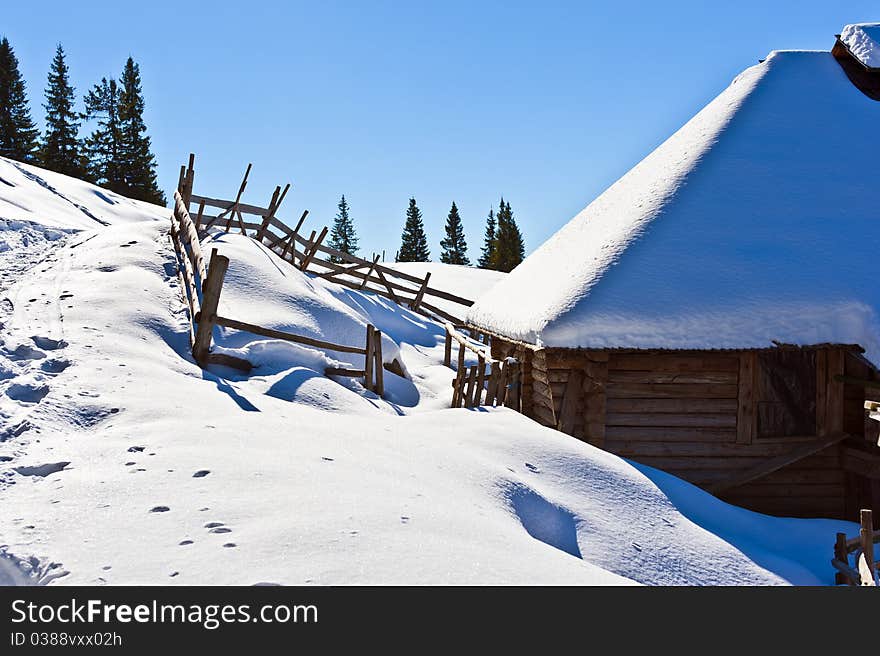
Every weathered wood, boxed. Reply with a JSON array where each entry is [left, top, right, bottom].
[[256, 186, 281, 241], [608, 353, 740, 372], [445, 323, 491, 359], [816, 349, 828, 435], [707, 433, 850, 494], [606, 398, 738, 414], [212, 315, 366, 355], [192, 248, 229, 364], [605, 413, 737, 428], [841, 446, 880, 479], [300, 226, 328, 271], [364, 324, 375, 392], [605, 426, 738, 442], [472, 356, 487, 407], [487, 361, 502, 406], [451, 367, 465, 408], [736, 352, 756, 444], [608, 371, 738, 384], [582, 359, 608, 448], [608, 437, 841, 457], [444, 330, 452, 367], [313, 261, 372, 280], [326, 367, 367, 377], [835, 532, 849, 584], [205, 352, 252, 371], [359, 254, 381, 291], [861, 509, 875, 584], [831, 558, 862, 585], [195, 199, 206, 232], [374, 267, 401, 304], [557, 370, 584, 434], [374, 329, 384, 397], [606, 383, 739, 399], [411, 272, 431, 311], [464, 366, 478, 408], [505, 361, 521, 411], [835, 374, 880, 389], [827, 349, 845, 435]]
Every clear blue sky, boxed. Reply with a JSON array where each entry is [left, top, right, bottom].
[[3, 1, 875, 261]]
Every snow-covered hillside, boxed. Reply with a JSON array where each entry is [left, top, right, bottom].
[[0, 158, 855, 585]]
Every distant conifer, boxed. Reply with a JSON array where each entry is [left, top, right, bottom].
[[83, 77, 124, 191], [478, 207, 496, 269], [0, 37, 39, 162], [329, 195, 359, 263], [40, 44, 87, 178], [396, 197, 430, 262], [439, 201, 470, 265], [118, 57, 165, 205]]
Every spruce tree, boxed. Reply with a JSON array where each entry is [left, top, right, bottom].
[[396, 197, 430, 262], [329, 194, 358, 263], [83, 77, 124, 192], [40, 44, 87, 177], [0, 37, 39, 162], [439, 201, 470, 265], [491, 199, 525, 272], [118, 57, 165, 205], [477, 207, 496, 269]]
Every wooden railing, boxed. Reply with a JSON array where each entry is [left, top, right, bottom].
[[177, 154, 476, 326], [444, 323, 519, 410], [832, 508, 879, 585], [169, 187, 385, 395]]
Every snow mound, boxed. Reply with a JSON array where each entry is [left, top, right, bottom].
[[841, 23, 880, 69], [468, 51, 880, 362]]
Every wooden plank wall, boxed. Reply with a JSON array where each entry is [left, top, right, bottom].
[[504, 342, 862, 519]]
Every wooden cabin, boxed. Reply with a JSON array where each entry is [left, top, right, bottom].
[[467, 28, 880, 522], [488, 339, 880, 520]]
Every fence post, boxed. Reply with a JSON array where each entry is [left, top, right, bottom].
[[373, 329, 384, 397], [364, 324, 375, 392], [473, 355, 486, 407], [192, 248, 229, 364], [451, 367, 464, 408], [411, 272, 431, 311], [444, 329, 452, 367], [834, 532, 849, 585], [860, 509, 875, 585]]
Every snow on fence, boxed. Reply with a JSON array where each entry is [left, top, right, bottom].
[[169, 179, 386, 395], [444, 323, 520, 410], [177, 155, 477, 327], [832, 508, 879, 586]]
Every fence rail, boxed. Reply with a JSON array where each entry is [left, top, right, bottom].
[[169, 183, 385, 395], [444, 323, 520, 410], [832, 508, 879, 585]]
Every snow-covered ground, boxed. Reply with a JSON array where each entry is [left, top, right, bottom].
[[0, 157, 856, 585]]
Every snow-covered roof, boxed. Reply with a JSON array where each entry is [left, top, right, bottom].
[[467, 50, 880, 362], [840, 23, 880, 69]]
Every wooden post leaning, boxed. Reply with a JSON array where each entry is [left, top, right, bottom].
[[364, 324, 375, 393], [192, 248, 230, 364], [373, 329, 385, 397]]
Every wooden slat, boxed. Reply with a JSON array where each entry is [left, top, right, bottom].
[[189, 193, 274, 219], [608, 371, 737, 384], [736, 352, 756, 444], [364, 324, 375, 392], [605, 426, 739, 442], [827, 349, 845, 435], [608, 353, 740, 372], [464, 366, 478, 408], [374, 328, 384, 397], [556, 370, 584, 434], [605, 438, 837, 457], [707, 432, 849, 494], [473, 356, 486, 407], [325, 367, 367, 377]]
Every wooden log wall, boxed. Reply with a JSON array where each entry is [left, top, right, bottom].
[[491, 337, 877, 520]]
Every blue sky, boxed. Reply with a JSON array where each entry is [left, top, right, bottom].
[[3, 1, 875, 261]]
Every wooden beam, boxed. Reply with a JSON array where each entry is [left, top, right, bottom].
[[212, 314, 367, 355], [300, 227, 328, 271], [707, 432, 850, 494], [192, 248, 229, 364], [411, 272, 431, 311], [444, 329, 452, 367], [736, 352, 756, 444], [358, 254, 380, 290], [364, 324, 375, 392], [374, 329, 384, 397], [326, 367, 367, 378], [205, 352, 252, 371], [464, 366, 478, 408], [473, 356, 486, 407], [557, 370, 584, 435]]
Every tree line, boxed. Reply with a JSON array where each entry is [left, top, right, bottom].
[[328, 195, 525, 272], [0, 37, 165, 205]]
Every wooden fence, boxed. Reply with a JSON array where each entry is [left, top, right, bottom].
[[177, 155, 476, 326], [169, 185, 386, 395], [832, 508, 879, 585], [445, 323, 520, 410]]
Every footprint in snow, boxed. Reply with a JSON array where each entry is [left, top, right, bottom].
[[6, 383, 50, 404], [179, 540, 193, 546], [31, 336, 67, 351], [150, 506, 170, 513], [222, 543, 236, 548], [192, 470, 210, 478], [127, 446, 145, 453], [204, 522, 224, 529], [210, 527, 232, 534], [524, 463, 540, 473], [40, 358, 70, 374]]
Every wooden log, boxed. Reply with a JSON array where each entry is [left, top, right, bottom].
[[861, 509, 875, 584], [834, 532, 849, 584], [188, 193, 274, 219], [195, 199, 206, 232], [364, 324, 375, 392], [707, 432, 850, 494], [605, 383, 739, 399], [177, 164, 186, 194], [444, 322, 491, 359], [212, 315, 367, 355], [205, 352, 252, 371], [486, 361, 501, 406], [411, 272, 431, 311], [605, 412, 738, 428], [313, 261, 372, 280], [608, 371, 738, 384], [473, 356, 486, 407], [444, 329, 452, 368], [817, 349, 828, 435], [374, 329, 384, 397], [606, 398, 738, 414], [375, 267, 401, 305], [457, 342, 465, 374], [608, 353, 740, 372], [300, 226, 328, 271], [451, 367, 465, 408], [505, 361, 520, 411], [827, 350, 845, 435], [192, 248, 229, 364], [256, 186, 281, 241], [831, 558, 861, 585]]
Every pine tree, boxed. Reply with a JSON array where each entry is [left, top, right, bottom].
[[396, 197, 430, 262], [329, 194, 359, 263], [118, 57, 165, 205], [83, 77, 124, 192], [40, 44, 86, 178], [0, 37, 39, 162], [439, 201, 470, 265], [478, 207, 496, 269], [491, 199, 525, 272]]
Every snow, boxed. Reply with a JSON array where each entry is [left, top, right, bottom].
[[841, 23, 880, 69], [0, 159, 858, 585], [467, 51, 880, 363], [387, 261, 507, 319]]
